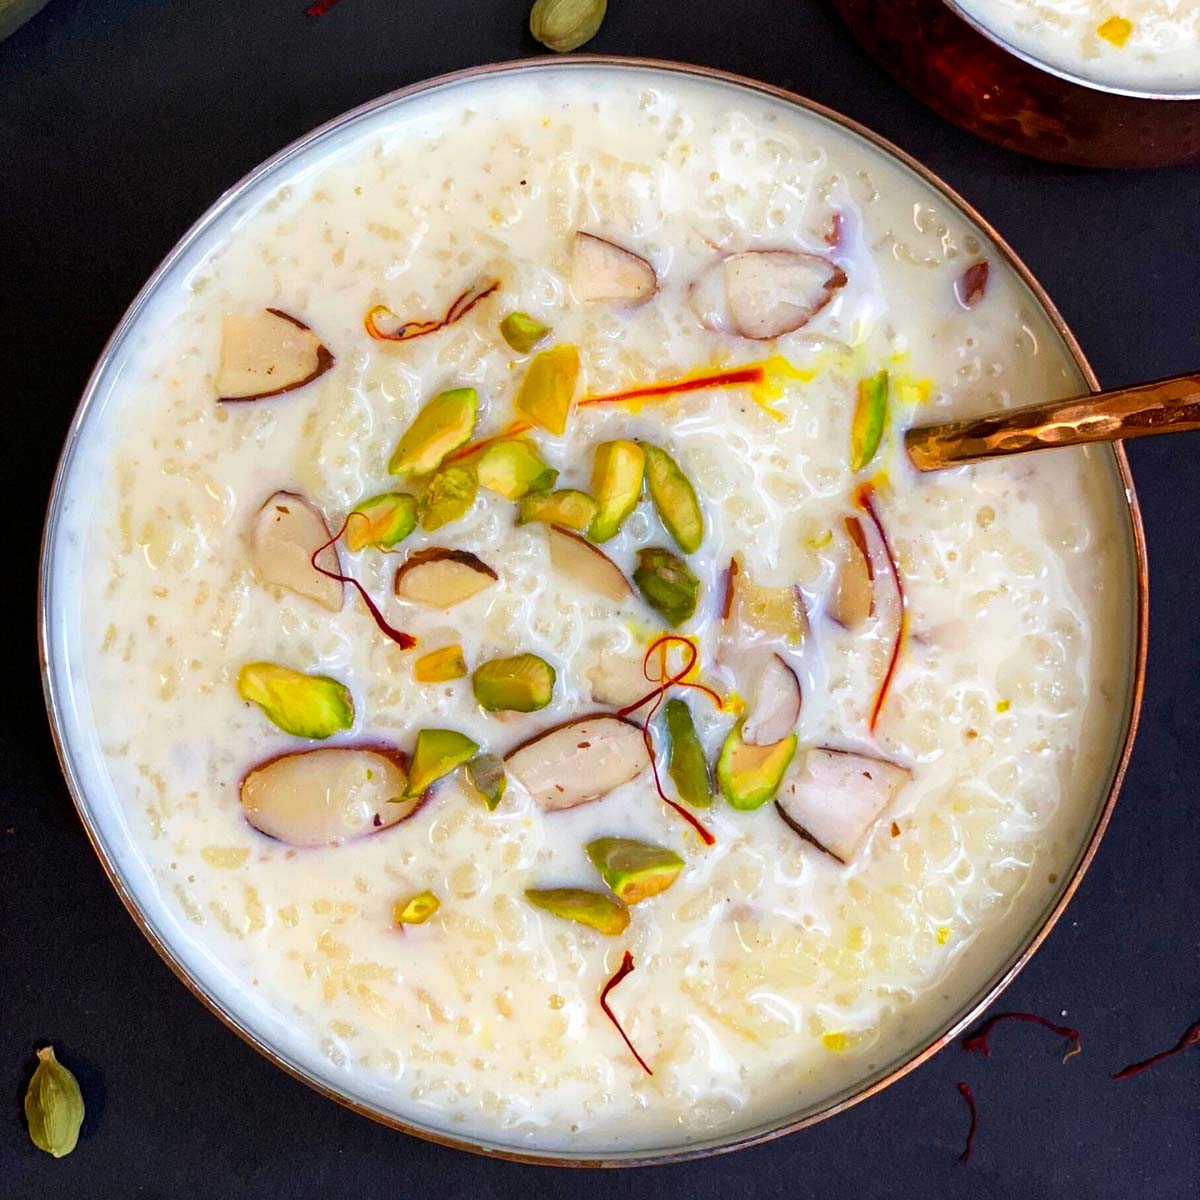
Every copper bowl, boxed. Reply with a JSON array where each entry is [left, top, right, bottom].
[[38, 57, 1148, 1165], [834, 0, 1200, 167]]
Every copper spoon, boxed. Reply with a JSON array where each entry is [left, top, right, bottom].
[[905, 371, 1200, 471]]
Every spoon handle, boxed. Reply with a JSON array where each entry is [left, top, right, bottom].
[[905, 371, 1200, 471]]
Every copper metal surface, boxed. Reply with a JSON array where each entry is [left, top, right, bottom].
[[38, 57, 1149, 1166], [907, 370, 1200, 469]]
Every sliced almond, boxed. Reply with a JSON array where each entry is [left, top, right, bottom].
[[831, 516, 874, 630], [240, 745, 420, 847], [689, 251, 846, 340], [250, 490, 342, 612], [742, 654, 802, 746], [775, 747, 911, 863], [725, 554, 809, 645], [217, 309, 334, 402], [586, 645, 651, 707], [505, 715, 650, 811], [571, 232, 658, 305], [546, 525, 632, 603], [394, 547, 498, 609]]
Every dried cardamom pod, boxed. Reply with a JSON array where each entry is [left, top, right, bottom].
[[24, 1046, 84, 1158], [529, 0, 607, 53]]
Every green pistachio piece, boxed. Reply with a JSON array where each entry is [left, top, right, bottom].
[[517, 488, 599, 532], [642, 443, 704, 554], [394, 890, 440, 926], [476, 439, 558, 499], [585, 837, 685, 904], [388, 387, 478, 477], [472, 653, 556, 712], [420, 465, 478, 531], [665, 697, 714, 808], [633, 547, 700, 627], [524, 887, 629, 935], [500, 311, 551, 354], [24, 1047, 84, 1159], [463, 753, 506, 811], [850, 369, 888, 472], [587, 439, 645, 542], [237, 662, 354, 740], [465, 752, 507, 811], [345, 491, 417, 552], [529, 0, 607, 52], [717, 719, 798, 811], [406, 728, 480, 795], [514, 344, 580, 436]]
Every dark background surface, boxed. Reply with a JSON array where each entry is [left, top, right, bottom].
[[2, 2, 1197, 1197]]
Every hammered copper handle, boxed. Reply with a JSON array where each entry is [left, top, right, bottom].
[[905, 371, 1200, 471]]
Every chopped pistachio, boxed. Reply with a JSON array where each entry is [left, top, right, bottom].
[[524, 887, 629, 934], [420, 465, 478, 531], [514, 344, 580, 435], [388, 387, 478, 477], [465, 752, 507, 810], [586, 837, 685, 904], [236, 662, 354, 740], [849, 370, 888, 472], [642, 443, 704, 553], [345, 491, 417, 552], [394, 890, 440, 926], [473, 653, 556, 712], [588, 439, 644, 542], [517, 488, 599, 532], [476, 438, 558, 499], [665, 697, 713, 807], [500, 311, 551, 353], [413, 644, 468, 683], [634, 547, 700, 627], [406, 728, 479, 795], [717, 719, 797, 810]]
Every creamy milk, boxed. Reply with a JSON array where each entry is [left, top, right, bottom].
[[44, 65, 1138, 1156], [956, 0, 1200, 93]]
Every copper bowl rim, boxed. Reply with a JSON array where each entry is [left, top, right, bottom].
[[942, 0, 1200, 101], [37, 55, 1149, 1168]]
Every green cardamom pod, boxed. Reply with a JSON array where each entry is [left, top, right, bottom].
[[529, 0, 607, 53], [24, 1046, 84, 1158]]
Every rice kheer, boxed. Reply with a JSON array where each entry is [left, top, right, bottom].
[[44, 65, 1138, 1156], [955, 0, 1200, 93]]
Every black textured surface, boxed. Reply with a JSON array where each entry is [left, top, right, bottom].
[[2, 2, 1198, 1197]]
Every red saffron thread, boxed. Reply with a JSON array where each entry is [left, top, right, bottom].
[[963, 1011, 1082, 1063], [364, 278, 499, 342], [616, 636, 720, 846], [305, 0, 343, 13], [1111, 1018, 1200, 1080], [956, 1081, 978, 1164], [600, 951, 653, 1075], [311, 517, 417, 650], [579, 364, 767, 409], [855, 484, 907, 731]]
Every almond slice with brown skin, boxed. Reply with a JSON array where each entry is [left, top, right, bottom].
[[240, 745, 421, 847], [775, 747, 911, 863], [217, 308, 334, 401], [742, 653, 802, 746], [689, 251, 847, 339], [546, 525, 633, 603], [571, 232, 658, 305], [505, 715, 650, 811], [393, 547, 498, 609], [830, 516, 874, 629], [250, 490, 343, 612]]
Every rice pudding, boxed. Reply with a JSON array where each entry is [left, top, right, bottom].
[[955, 0, 1200, 92], [45, 65, 1139, 1155]]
